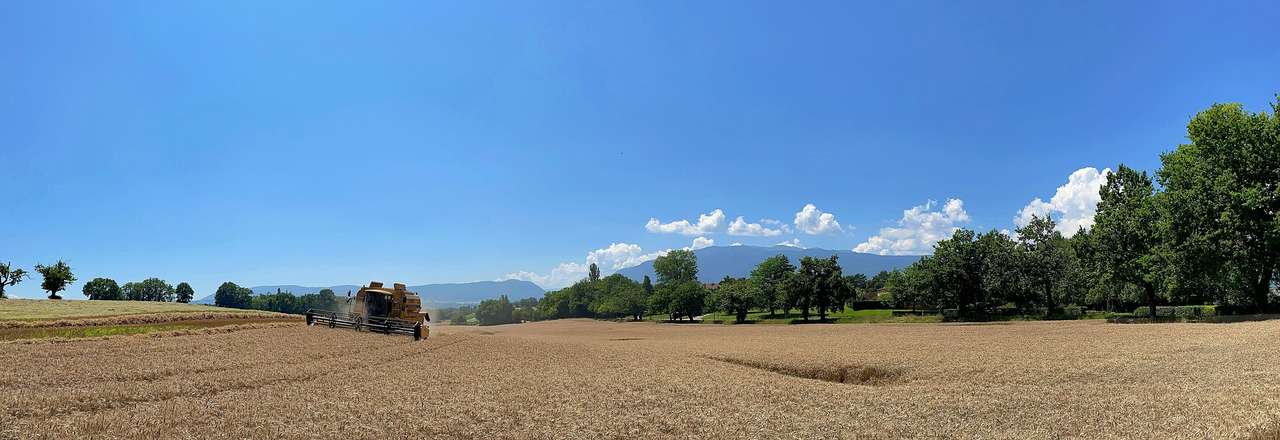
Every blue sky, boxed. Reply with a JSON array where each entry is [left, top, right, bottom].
[[2, 1, 1277, 298]]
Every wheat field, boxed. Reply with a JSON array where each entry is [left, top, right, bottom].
[[3, 319, 1279, 439]]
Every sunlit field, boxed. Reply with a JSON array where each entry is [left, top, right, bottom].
[[5, 319, 1280, 439]]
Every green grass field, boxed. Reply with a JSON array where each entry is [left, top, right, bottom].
[[0, 298, 264, 321]]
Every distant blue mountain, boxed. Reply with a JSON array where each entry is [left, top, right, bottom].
[[614, 245, 920, 282], [194, 279, 544, 305]]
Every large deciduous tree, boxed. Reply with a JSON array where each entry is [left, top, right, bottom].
[[711, 276, 763, 323], [0, 262, 28, 299], [215, 281, 253, 309], [1017, 215, 1075, 315], [82, 277, 122, 300], [749, 254, 795, 316], [175, 282, 195, 303], [1158, 101, 1279, 311], [1094, 165, 1164, 317], [34, 260, 75, 300], [653, 250, 698, 286]]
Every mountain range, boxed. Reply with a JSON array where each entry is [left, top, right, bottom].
[[615, 245, 920, 283]]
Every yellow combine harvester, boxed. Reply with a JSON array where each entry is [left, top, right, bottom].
[[305, 281, 430, 340]]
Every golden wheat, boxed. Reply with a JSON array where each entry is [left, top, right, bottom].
[[3, 319, 1280, 439]]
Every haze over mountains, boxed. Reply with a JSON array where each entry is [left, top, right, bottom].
[[196, 246, 919, 305]]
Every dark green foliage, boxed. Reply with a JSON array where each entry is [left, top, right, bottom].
[[653, 250, 698, 285], [125, 278, 175, 302], [214, 282, 253, 309], [588, 263, 601, 282], [1094, 165, 1163, 317], [175, 282, 195, 303], [34, 260, 75, 300], [660, 280, 707, 321], [750, 254, 794, 316], [82, 278, 123, 300], [0, 262, 28, 299], [476, 295, 516, 325], [710, 277, 762, 323], [1158, 101, 1279, 311]]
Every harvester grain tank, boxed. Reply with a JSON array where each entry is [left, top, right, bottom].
[[305, 281, 430, 340]]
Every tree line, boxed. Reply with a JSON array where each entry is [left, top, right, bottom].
[[886, 99, 1279, 318], [212, 282, 341, 315], [528, 249, 891, 324], [0, 260, 199, 303]]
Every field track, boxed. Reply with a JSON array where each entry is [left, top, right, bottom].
[[4, 319, 1280, 439]]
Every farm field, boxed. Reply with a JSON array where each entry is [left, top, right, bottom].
[[0, 299, 295, 341], [0, 299, 277, 321], [4, 319, 1280, 439]]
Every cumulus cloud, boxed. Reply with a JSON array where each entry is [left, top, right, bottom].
[[502, 237, 713, 289], [688, 236, 714, 250], [645, 209, 726, 236], [853, 198, 971, 255], [793, 204, 844, 235], [1013, 167, 1111, 237], [727, 216, 790, 236], [775, 238, 804, 248]]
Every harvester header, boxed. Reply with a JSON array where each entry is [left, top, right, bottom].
[[305, 281, 430, 340]]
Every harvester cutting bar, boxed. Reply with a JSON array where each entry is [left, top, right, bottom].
[[305, 309, 424, 340], [305, 310, 362, 330]]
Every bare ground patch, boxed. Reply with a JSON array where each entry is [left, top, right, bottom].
[[708, 355, 907, 385]]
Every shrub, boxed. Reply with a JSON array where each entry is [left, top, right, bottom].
[[1131, 305, 1216, 319], [848, 300, 889, 310]]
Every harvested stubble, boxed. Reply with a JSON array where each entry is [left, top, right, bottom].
[[4, 319, 1280, 439]]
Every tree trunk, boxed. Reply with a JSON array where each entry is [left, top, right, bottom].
[[1145, 284, 1158, 318], [737, 310, 747, 323], [1252, 261, 1274, 313]]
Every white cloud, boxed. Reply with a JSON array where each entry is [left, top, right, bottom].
[[503, 242, 669, 289], [500, 262, 589, 290], [793, 204, 844, 235], [645, 209, 726, 236], [1013, 167, 1111, 237], [688, 236, 714, 250], [730, 242, 743, 246], [503, 235, 723, 289], [853, 198, 971, 255], [775, 238, 804, 248], [727, 216, 790, 236]]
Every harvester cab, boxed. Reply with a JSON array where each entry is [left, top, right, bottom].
[[306, 281, 430, 340]]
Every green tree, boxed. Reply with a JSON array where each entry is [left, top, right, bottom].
[[781, 270, 811, 319], [0, 262, 29, 299], [588, 263, 601, 282], [215, 281, 253, 309], [133, 278, 175, 302], [711, 276, 762, 323], [476, 295, 516, 325], [976, 229, 1025, 311], [34, 260, 75, 300], [592, 274, 647, 320], [1158, 100, 1279, 311], [82, 277, 122, 300], [653, 250, 698, 285], [749, 254, 795, 316], [1017, 215, 1075, 315], [175, 282, 195, 303], [844, 273, 869, 301], [641, 275, 654, 297], [796, 256, 846, 321], [1094, 165, 1164, 317], [662, 280, 706, 321], [928, 229, 987, 317]]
